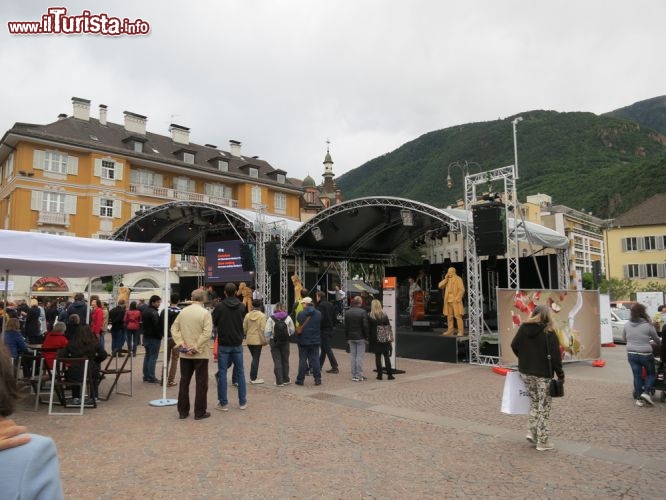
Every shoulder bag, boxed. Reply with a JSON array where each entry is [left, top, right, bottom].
[[545, 330, 564, 397]]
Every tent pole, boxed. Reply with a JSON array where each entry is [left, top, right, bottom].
[[150, 267, 177, 407]]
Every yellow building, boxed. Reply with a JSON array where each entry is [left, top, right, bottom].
[[0, 97, 302, 239], [604, 193, 666, 287], [0, 97, 304, 301]]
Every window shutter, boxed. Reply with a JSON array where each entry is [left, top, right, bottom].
[[30, 190, 43, 210], [113, 199, 122, 218], [657, 237, 665, 251], [622, 265, 628, 279], [638, 264, 647, 278], [621, 238, 627, 251], [94, 159, 102, 177], [115, 162, 123, 181], [637, 238, 645, 251], [658, 263, 666, 278], [67, 156, 78, 175], [33, 150, 45, 170], [92, 197, 100, 216], [65, 195, 77, 215]]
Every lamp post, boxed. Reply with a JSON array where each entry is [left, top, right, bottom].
[[512, 117, 523, 180], [446, 161, 481, 190]]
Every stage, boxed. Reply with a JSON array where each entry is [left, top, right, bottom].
[[328, 324, 480, 364]]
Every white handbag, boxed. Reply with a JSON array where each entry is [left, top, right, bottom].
[[500, 371, 531, 415]]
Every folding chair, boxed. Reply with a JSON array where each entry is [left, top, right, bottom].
[[99, 349, 133, 401], [16, 350, 56, 411], [48, 357, 95, 416]]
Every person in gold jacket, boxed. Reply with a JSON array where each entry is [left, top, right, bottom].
[[170, 288, 213, 420], [438, 267, 465, 336]]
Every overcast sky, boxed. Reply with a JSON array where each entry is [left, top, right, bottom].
[[2, 0, 665, 182]]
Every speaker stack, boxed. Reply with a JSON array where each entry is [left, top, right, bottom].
[[265, 242, 280, 275], [472, 202, 506, 256], [240, 243, 255, 271]]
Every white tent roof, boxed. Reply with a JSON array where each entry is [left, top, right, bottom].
[[0, 230, 172, 277], [440, 208, 570, 250]]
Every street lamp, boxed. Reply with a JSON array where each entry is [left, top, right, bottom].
[[512, 116, 523, 180], [446, 161, 481, 189]]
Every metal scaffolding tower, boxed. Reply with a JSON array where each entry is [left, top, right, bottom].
[[465, 165, 519, 365]]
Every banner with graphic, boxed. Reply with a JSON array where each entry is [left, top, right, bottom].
[[498, 289, 601, 365]]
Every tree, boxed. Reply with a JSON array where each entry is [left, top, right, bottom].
[[599, 278, 636, 300], [639, 281, 666, 293], [582, 272, 594, 290]]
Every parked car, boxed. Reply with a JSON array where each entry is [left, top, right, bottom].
[[611, 307, 630, 344], [610, 300, 637, 310]]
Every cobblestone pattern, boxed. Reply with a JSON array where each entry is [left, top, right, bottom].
[[15, 343, 666, 498]]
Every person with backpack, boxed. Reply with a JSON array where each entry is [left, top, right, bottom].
[[368, 299, 395, 380], [264, 303, 295, 386]]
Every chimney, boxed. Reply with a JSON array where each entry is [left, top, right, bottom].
[[99, 104, 108, 126], [229, 140, 241, 157], [57, 113, 67, 121], [71, 97, 90, 121], [123, 111, 147, 135], [169, 124, 190, 145], [204, 143, 218, 149]]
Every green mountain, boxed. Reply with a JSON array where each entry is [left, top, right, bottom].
[[336, 108, 666, 219], [605, 95, 666, 135]]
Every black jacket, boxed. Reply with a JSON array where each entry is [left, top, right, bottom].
[[511, 322, 564, 380], [141, 305, 162, 339], [212, 296, 246, 346], [344, 306, 369, 341], [316, 299, 336, 333], [66, 300, 89, 325], [108, 305, 126, 330]]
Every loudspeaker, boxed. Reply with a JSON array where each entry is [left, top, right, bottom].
[[265, 242, 280, 275], [240, 243, 255, 271], [472, 203, 506, 256]]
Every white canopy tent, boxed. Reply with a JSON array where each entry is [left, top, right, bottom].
[[0, 230, 175, 407]]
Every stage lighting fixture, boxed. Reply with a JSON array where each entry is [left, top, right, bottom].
[[311, 226, 324, 242], [400, 209, 414, 226]]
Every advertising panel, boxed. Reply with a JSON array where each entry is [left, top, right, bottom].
[[204, 240, 255, 284], [498, 289, 601, 365]]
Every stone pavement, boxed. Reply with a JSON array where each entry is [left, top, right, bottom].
[[15, 343, 666, 499]]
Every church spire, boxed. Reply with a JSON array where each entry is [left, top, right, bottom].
[[323, 139, 334, 177]]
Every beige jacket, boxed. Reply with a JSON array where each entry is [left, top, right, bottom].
[[170, 302, 213, 359], [243, 309, 267, 346]]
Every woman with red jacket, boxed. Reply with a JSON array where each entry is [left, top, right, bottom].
[[123, 301, 142, 357], [41, 322, 68, 369], [90, 299, 104, 348]]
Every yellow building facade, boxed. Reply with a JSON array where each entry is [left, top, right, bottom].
[[604, 193, 666, 288], [0, 97, 302, 239]]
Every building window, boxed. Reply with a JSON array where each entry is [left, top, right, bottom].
[[173, 177, 193, 192], [43, 192, 65, 213], [101, 160, 116, 180], [626, 264, 639, 278], [205, 183, 232, 199], [249, 167, 258, 178], [644, 236, 656, 250], [100, 198, 114, 217], [274, 192, 286, 212], [131, 169, 158, 186], [646, 264, 658, 278], [44, 151, 68, 174], [277, 173, 286, 184], [624, 237, 638, 251], [251, 185, 262, 205], [218, 160, 228, 172], [133, 141, 143, 153], [183, 152, 195, 164]]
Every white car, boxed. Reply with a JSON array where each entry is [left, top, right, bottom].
[[611, 307, 630, 344]]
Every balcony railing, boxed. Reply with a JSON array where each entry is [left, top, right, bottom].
[[38, 211, 70, 226], [129, 183, 238, 207]]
